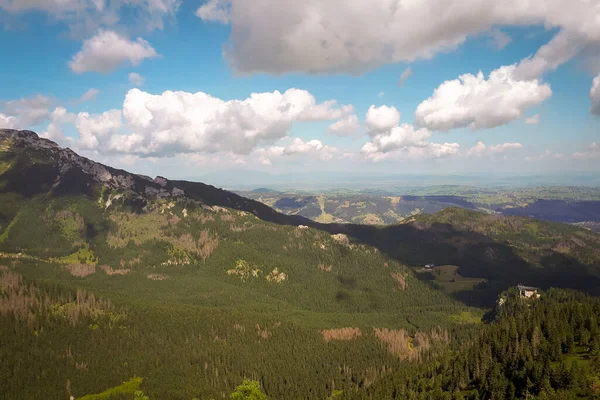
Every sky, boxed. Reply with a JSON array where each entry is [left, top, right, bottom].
[[0, 0, 599, 183]]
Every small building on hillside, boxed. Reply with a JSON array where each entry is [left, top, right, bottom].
[[517, 285, 540, 299], [424, 263, 435, 269]]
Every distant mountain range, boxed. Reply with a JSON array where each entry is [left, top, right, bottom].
[[236, 188, 600, 231]]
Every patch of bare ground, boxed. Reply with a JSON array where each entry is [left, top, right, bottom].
[[390, 271, 407, 290], [319, 263, 332, 272], [195, 213, 215, 224], [229, 224, 248, 232], [265, 268, 287, 283], [331, 233, 351, 246], [374, 327, 450, 361], [176, 230, 219, 263], [321, 327, 362, 342], [100, 265, 130, 276], [147, 274, 168, 281], [256, 324, 272, 340], [219, 213, 236, 222], [0, 271, 120, 325], [65, 264, 96, 277]]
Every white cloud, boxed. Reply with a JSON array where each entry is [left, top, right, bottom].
[[69, 30, 158, 73], [591, 73, 600, 115], [573, 142, 600, 159], [398, 68, 413, 87], [0, 114, 16, 129], [129, 72, 145, 86], [75, 109, 123, 150], [258, 156, 272, 165], [514, 31, 585, 80], [0, 94, 54, 128], [281, 138, 337, 160], [415, 65, 552, 131], [80, 88, 99, 101], [465, 141, 523, 157], [365, 105, 401, 135], [46, 88, 351, 157], [362, 124, 431, 155], [526, 149, 565, 161], [360, 105, 458, 161], [525, 114, 540, 125], [0, 0, 180, 36], [328, 114, 359, 136], [41, 107, 77, 143], [197, 0, 600, 74], [362, 140, 460, 162], [488, 29, 511, 50], [196, 0, 230, 23]]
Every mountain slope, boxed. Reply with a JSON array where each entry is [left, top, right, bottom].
[[2, 129, 600, 398], [325, 207, 600, 305], [1, 129, 478, 399]]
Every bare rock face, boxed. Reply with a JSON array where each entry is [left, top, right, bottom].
[[0, 129, 151, 194], [154, 176, 168, 187], [1, 129, 303, 226]]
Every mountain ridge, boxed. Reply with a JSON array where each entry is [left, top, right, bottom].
[[0, 129, 312, 226], [2, 128, 600, 307]]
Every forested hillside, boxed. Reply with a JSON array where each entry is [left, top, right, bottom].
[[1, 129, 600, 399], [359, 288, 600, 399]]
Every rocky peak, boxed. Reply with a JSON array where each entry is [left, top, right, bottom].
[[0, 129, 60, 151]]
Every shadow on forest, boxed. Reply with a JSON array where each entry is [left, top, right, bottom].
[[313, 221, 600, 307], [143, 181, 600, 308]]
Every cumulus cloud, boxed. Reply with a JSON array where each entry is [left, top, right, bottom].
[[0, 94, 54, 128], [398, 68, 413, 87], [415, 65, 552, 131], [328, 114, 359, 136], [129, 72, 145, 86], [250, 138, 338, 164], [43, 88, 351, 157], [69, 30, 158, 73], [362, 124, 431, 155], [41, 107, 77, 142], [360, 104, 460, 161], [195, 0, 600, 74], [525, 114, 540, 125], [365, 105, 401, 135], [80, 88, 99, 102], [75, 109, 123, 150], [591, 73, 600, 115], [282, 138, 337, 159], [465, 141, 523, 157]]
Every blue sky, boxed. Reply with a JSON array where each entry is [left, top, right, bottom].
[[1, 0, 599, 182]]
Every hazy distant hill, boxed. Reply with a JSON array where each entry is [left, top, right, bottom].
[[237, 187, 600, 230]]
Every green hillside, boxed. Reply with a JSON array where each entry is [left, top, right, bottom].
[[2, 129, 600, 399]]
